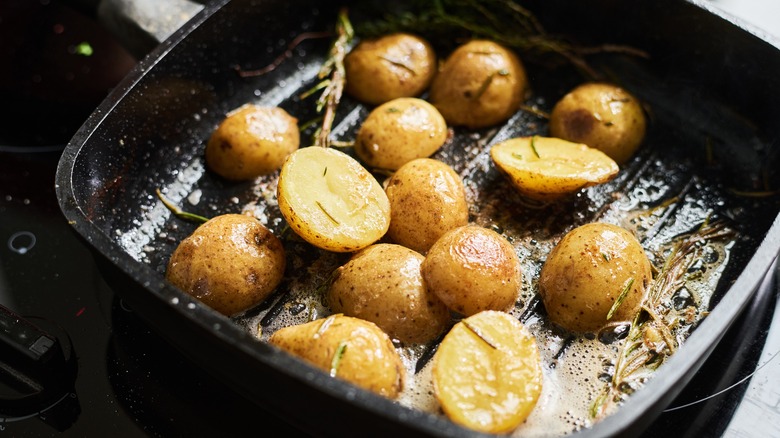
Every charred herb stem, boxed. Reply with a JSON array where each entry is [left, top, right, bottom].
[[236, 31, 332, 77]]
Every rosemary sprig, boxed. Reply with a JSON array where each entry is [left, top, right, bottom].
[[307, 8, 354, 148], [355, 0, 647, 78], [155, 189, 209, 224], [591, 220, 736, 419]]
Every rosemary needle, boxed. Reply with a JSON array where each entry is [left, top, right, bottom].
[[607, 278, 634, 320], [330, 341, 348, 377]]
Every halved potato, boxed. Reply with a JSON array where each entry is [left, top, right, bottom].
[[490, 136, 619, 201], [277, 147, 390, 252], [433, 311, 542, 434]]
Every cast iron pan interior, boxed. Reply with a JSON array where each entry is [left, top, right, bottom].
[[56, 0, 780, 436]]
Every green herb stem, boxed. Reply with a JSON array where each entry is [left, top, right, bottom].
[[155, 189, 209, 224]]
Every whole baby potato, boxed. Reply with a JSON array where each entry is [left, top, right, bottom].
[[538, 223, 652, 332], [385, 158, 468, 253], [166, 214, 286, 316], [205, 104, 299, 180], [269, 314, 404, 399], [345, 33, 437, 105], [328, 244, 451, 344], [549, 82, 646, 164], [355, 98, 448, 171], [429, 40, 527, 129], [422, 225, 522, 316]]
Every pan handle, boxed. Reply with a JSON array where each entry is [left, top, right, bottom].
[[96, 0, 206, 59]]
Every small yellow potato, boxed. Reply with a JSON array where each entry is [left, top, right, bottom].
[[549, 82, 647, 164], [205, 104, 299, 180], [433, 311, 543, 434], [385, 158, 468, 254], [166, 214, 285, 316], [355, 98, 448, 171], [345, 33, 437, 105], [277, 147, 390, 253], [422, 225, 521, 316], [328, 244, 451, 344], [269, 314, 404, 399], [490, 136, 619, 201], [429, 40, 527, 129], [538, 223, 653, 332]]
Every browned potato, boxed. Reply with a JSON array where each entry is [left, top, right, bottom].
[[269, 314, 404, 399], [422, 225, 521, 316], [355, 98, 448, 171], [385, 158, 468, 253], [166, 214, 285, 316], [433, 311, 543, 434], [429, 40, 527, 129], [205, 104, 299, 180], [328, 244, 451, 344], [345, 33, 437, 105], [549, 82, 647, 164], [538, 223, 653, 332], [490, 136, 619, 201]]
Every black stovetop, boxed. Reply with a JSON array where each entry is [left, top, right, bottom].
[[1, 1, 779, 437]]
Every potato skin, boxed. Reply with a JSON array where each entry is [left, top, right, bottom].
[[205, 104, 299, 180], [422, 225, 522, 316], [355, 98, 448, 171], [429, 40, 527, 129], [549, 82, 646, 164], [328, 244, 451, 345], [269, 314, 404, 399], [538, 223, 652, 332], [345, 33, 437, 105], [385, 158, 469, 253], [166, 214, 286, 316]]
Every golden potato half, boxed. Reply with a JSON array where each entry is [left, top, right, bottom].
[[429, 40, 527, 129], [385, 158, 468, 254], [355, 98, 448, 171], [205, 104, 299, 180], [538, 222, 653, 332], [549, 82, 647, 164], [328, 244, 451, 344], [277, 147, 390, 253], [165, 214, 285, 316], [433, 311, 543, 434], [491, 136, 619, 201], [269, 314, 404, 399], [345, 33, 437, 105]]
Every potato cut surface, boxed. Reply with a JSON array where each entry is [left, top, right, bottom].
[[433, 311, 542, 434], [490, 136, 619, 200], [277, 147, 390, 252]]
